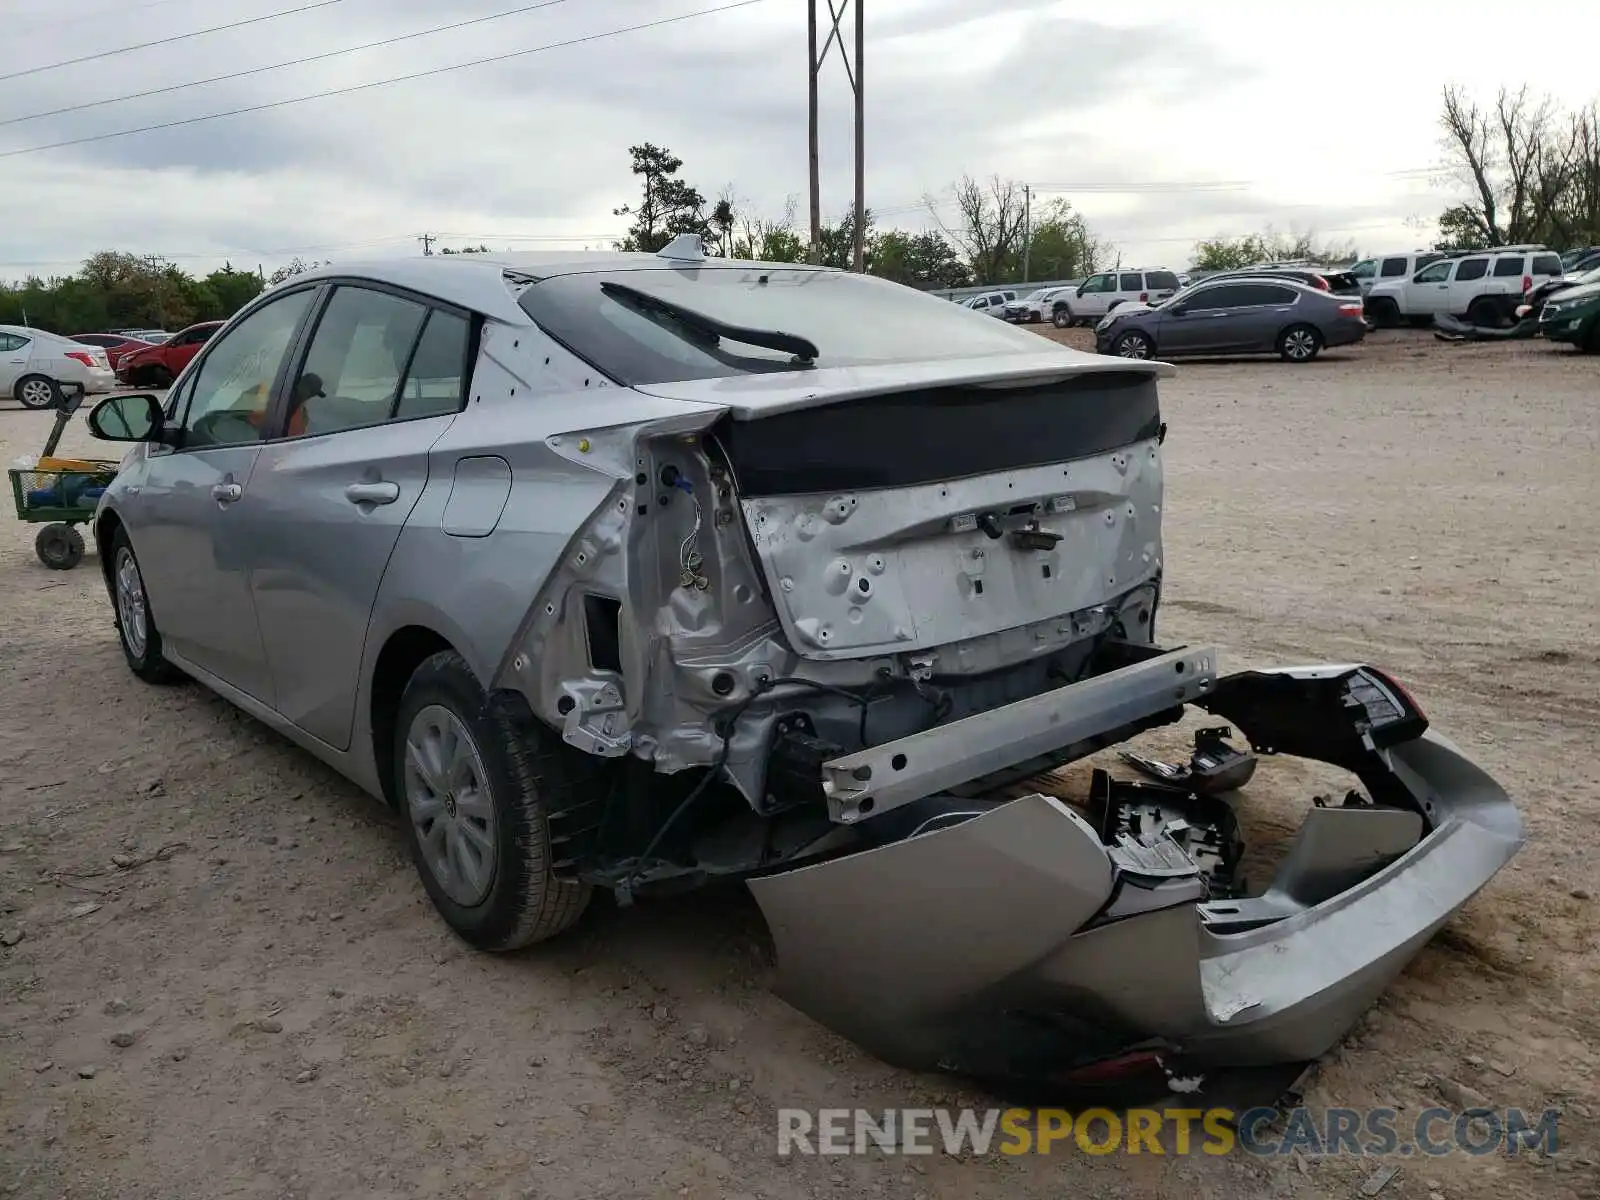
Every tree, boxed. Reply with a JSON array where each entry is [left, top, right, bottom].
[[1434, 85, 1600, 250], [815, 207, 875, 270], [870, 230, 970, 288], [0, 253, 267, 332], [612, 143, 709, 253], [267, 257, 324, 286], [203, 263, 263, 315], [929, 175, 1028, 284], [1023, 198, 1104, 280], [731, 196, 807, 262], [1191, 228, 1357, 270], [708, 188, 738, 258]]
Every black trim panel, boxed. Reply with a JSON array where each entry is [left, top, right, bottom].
[[717, 372, 1162, 495]]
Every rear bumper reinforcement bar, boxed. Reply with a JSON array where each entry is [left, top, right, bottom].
[[821, 644, 1219, 823]]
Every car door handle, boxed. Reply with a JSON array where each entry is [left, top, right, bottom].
[[345, 481, 400, 506], [211, 483, 243, 503]]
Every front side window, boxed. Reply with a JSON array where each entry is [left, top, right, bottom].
[[286, 286, 428, 437], [1081, 274, 1112, 293], [1415, 262, 1453, 283], [1380, 257, 1409, 277], [180, 288, 315, 450], [1455, 258, 1489, 281]]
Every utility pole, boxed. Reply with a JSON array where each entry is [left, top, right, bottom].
[[1021, 184, 1032, 284], [807, 0, 865, 271], [807, 3, 820, 264], [418, 233, 436, 257]]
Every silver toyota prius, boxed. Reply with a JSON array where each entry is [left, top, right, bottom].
[[84, 238, 1521, 1093]]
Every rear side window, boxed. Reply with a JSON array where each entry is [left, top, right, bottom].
[[0, 333, 29, 351], [1118, 273, 1142, 292], [1232, 284, 1297, 306], [1381, 257, 1409, 277], [1189, 283, 1252, 308], [1145, 271, 1180, 290], [1532, 254, 1562, 276], [394, 311, 471, 421], [1455, 258, 1488, 281], [1492, 258, 1524, 277]]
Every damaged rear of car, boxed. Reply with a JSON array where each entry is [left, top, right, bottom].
[[499, 256, 1522, 1086], [89, 246, 1524, 1093]]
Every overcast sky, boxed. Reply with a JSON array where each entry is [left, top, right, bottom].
[[4, 0, 1598, 282]]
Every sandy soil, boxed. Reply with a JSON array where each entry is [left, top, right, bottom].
[[1, 329, 1596, 1199]]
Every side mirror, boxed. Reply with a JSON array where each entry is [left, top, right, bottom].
[[1076, 284, 1088, 296], [87, 393, 167, 443]]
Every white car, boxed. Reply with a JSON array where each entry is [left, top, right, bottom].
[[961, 291, 1016, 317], [0, 325, 115, 409], [1002, 286, 1074, 324], [1051, 269, 1183, 327], [1347, 251, 1447, 298], [1364, 247, 1565, 326]]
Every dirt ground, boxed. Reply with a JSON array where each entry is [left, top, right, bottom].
[[1, 329, 1596, 1200]]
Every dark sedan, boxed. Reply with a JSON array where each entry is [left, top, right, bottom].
[[1094, 277, 1367, 362]]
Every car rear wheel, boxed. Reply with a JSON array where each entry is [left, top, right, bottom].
[[1365, 297, 1400, 328], [1466, 297, 1505, 327], [395, 651, 591, 951], [15, 374, 60, 410], [108, 528, 185, 683], [1278, 324, 1323, 362], [1112, 330, 1154, 359]]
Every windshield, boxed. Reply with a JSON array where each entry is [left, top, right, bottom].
[[518, 267, 1051, 385]]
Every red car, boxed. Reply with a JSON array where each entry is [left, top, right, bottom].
[[116, 320, 224, 387], [71, 332, 155, 373]]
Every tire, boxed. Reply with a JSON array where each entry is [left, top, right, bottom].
[[1278, 324, 1323, 362], [1052, 306, 1073, 328], [395, 651, 592, 951], [107, 528, 185, 683], [1366, 297, 1400, 328], [14, 374, 60, 410], [1112, 330, 1154, 359], [1466, 297, 1503, 328], [35, 523, 84, 570]]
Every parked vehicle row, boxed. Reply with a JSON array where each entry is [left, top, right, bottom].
[[115, 320, 223, 387], [1363, 246, 1564, 326], [1, 325, 115, 408], [1088, 276, 1366, 363], [71, 332, 157, 372]]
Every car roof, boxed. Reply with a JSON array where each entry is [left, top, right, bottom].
[[278, 251, 842, 327], [1187, 274, 1324, 293], [0, 324, 67, 340]]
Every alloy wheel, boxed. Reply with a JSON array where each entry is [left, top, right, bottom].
[[114, 547, 149, 658], [404, 704, 498, 906]]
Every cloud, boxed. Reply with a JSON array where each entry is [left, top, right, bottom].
[[0, 0, 1458, 283]]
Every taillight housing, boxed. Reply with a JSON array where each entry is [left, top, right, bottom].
[[1522, 275, 1532, 293], [1139, 292, 1148, 302], [1338, 301, 1364, 316], [64, 350, 95, 368]]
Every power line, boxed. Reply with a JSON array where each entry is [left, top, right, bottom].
[[0, 0, 773, 159], [1, 0, 580, 130], [0, 0, 353, 84]]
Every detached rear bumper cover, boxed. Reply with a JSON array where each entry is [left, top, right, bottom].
[[748, 661, 1523, 1082]]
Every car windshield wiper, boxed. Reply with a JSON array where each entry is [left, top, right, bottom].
[[599, 280, 818, 365]]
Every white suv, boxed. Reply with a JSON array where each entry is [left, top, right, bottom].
[[1051, 269, 1182, 327], [1364, 247, 1565, 325], [1349, 251, 1446, 298], [961, 290, 1016, 318]]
